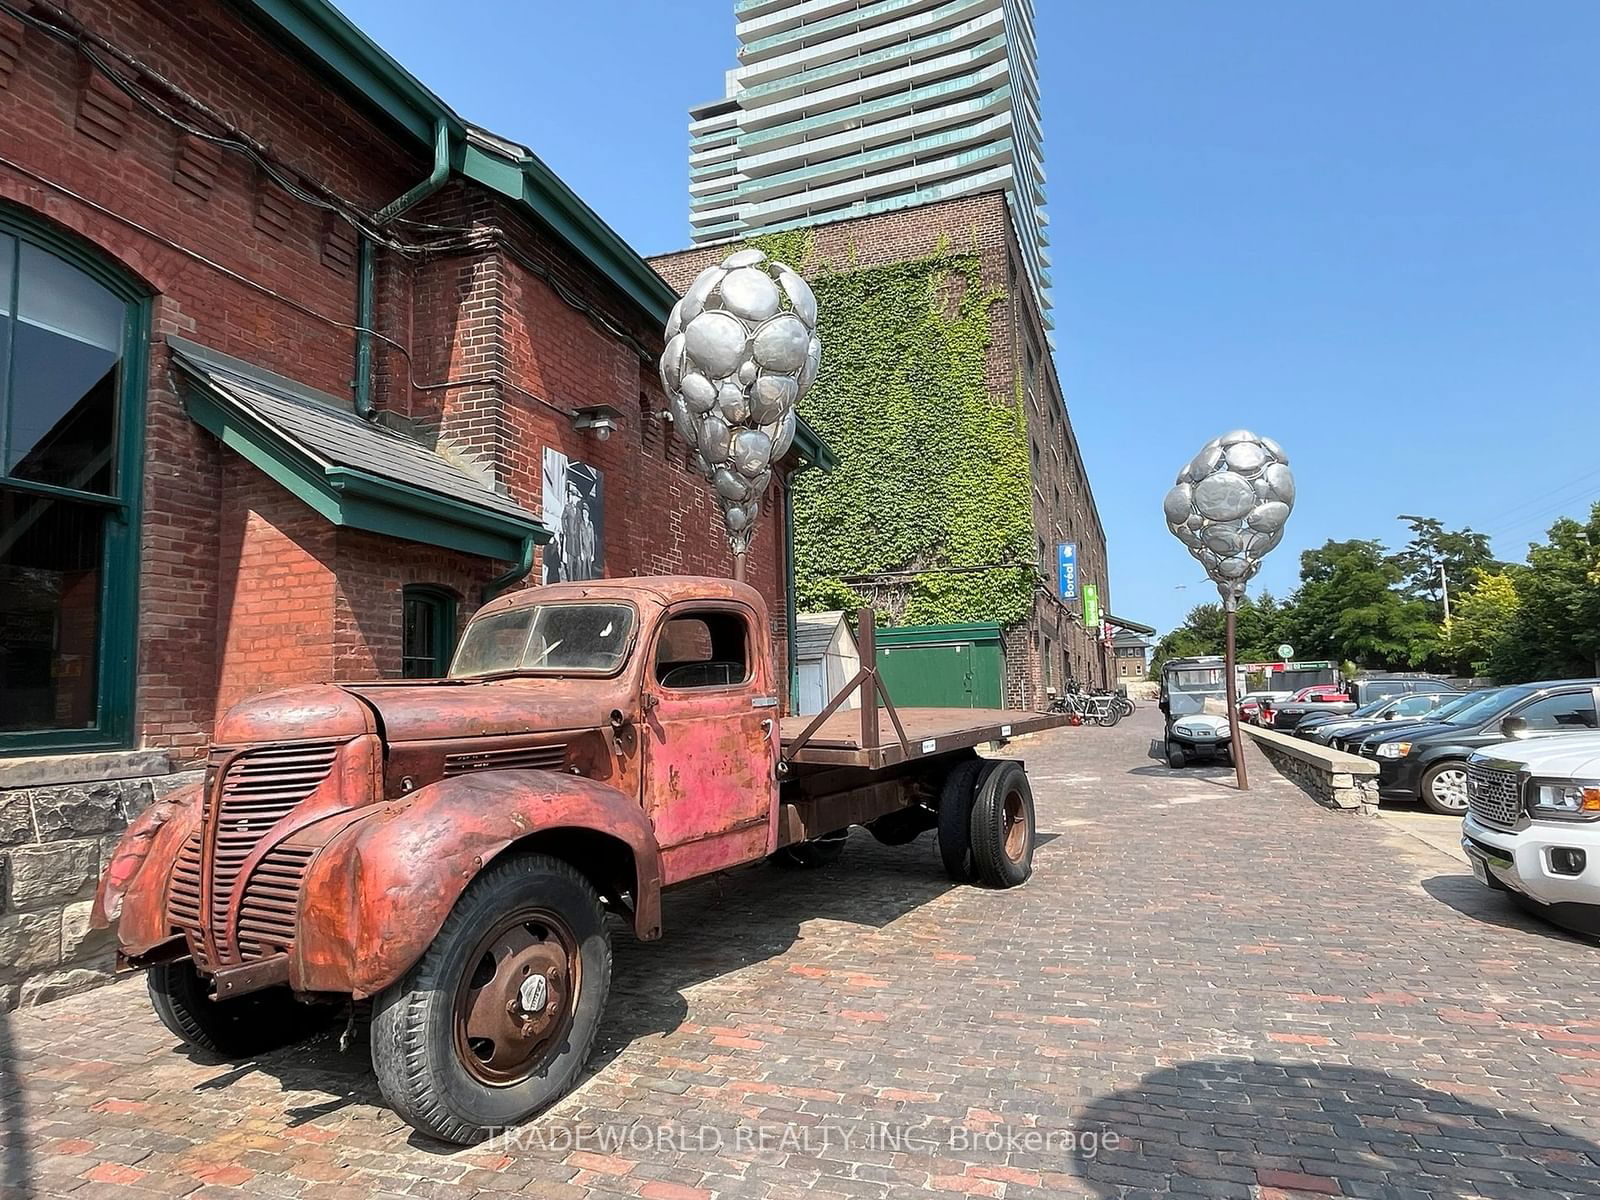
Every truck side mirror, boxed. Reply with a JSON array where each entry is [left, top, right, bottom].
[[1500, 715, 1529, 739]]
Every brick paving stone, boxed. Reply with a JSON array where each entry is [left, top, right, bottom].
[[5, 713, 1600, 1196]]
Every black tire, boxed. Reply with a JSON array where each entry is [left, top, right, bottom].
[[968, 761, 1035, 888], [1166, 743, 1186, 769], [938, 758, 990, 881], [1419, 760, 1469, 815], [370, 853, 611, 1145], [774, 828, 849, 867], [1219, 746, 1234, 767], [1096, 708, 1120, 728], [147, 960, 326, 1059]]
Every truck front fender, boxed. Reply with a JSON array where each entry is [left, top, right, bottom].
[[292, 770, 662, 998], [92, 783, 201, 950]]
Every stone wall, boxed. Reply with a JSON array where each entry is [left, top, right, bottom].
[[1243, 726, 1379, 815], [0, 752, 198, 1012]]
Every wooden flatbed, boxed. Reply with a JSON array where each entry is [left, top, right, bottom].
[[781, 707, 1069, 769]]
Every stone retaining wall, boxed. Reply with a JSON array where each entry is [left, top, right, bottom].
[[1243, 726, 1379, 815], [0, 752, 200, 1012]]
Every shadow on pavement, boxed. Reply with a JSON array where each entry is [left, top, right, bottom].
[[170, 829, 961, 1150], [1069, 1058, 1600, 1196], [1421, 874, 1596, 947], [0, 1009, 33, 1199]]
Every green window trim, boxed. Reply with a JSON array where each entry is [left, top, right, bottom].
[[402, 585, 457, 678], [0, 204, 148, 756]]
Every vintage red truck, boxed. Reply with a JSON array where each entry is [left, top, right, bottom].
[[93, 576, 1060, 1143]]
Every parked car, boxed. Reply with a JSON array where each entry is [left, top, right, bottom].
[[1238, 692, 1277, 725], [1325, 688, 1487, 752], [1269, 677, 1456, 732], [1463, 733, 1600, 936], [1360, 681, 1600, 814], [1298, 691, 1459, 745], [1259, 683, 1350, 729]]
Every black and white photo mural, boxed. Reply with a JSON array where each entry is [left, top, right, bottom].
[[541, 448, 603, 584]]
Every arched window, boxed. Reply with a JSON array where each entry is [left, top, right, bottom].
[[0, 209, 146, 752], [402, 586, 457, 678]]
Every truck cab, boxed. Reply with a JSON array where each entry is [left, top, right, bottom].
[[94, 575, 1051, 1143]]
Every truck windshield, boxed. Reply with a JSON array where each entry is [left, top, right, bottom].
[[450, 603, 636, 677]]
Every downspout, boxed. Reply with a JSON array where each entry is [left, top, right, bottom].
[[355, 120, 453, 419], [482, 535, 537, 604]]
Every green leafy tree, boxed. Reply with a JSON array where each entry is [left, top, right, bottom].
[[1389, 516, 1498, 620], [1444, 569, 1522, 677], [1492, 504, 1600, 681], [1146, 593, 1285, 679], [1285, 539, 1439, 669]]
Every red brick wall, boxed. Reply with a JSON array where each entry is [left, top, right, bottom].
[[0, 0, 794, 760], [652, 191, 1112, 701]]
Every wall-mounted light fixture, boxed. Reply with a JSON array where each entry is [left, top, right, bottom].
[[569, 403, 623, 442]]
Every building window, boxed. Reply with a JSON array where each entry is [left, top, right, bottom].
[[0, 209, 146, 752], [402, 586, 457, 678]]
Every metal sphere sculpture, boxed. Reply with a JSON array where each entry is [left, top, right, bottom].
[[659, 247, 821, 567], [1163, 430, 1294, 607]]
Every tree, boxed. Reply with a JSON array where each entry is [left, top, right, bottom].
[[1285, 539, 1439, 670], [1389, 516, 1498, 620], [1444, 569, 1521, 677], [1492, 504, 1600, 681], [1147, 593, 1287, 679]]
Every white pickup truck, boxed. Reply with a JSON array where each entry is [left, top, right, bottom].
[[1463, 734, 1600, 936]]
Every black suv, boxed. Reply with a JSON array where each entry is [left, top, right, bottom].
[[1360, 680, 1600, 814]]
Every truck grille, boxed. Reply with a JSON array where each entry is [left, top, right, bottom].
[[1467, 762, 1523, 828], [183, 741, 338, 966]]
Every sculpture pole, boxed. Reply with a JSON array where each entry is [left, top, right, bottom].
[[1163, 430, 1295, 792], [1224, 602, 1247, 790], [733, 553, 746, 584]]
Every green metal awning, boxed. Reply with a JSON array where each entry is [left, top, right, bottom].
[[171, 337, 547, 562], [1104, 613, 1156, 636]]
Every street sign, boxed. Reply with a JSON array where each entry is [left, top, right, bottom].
[[1082, 583, 1099, 630], [1277, 643, 1294, 658], [1056, 542, 1078, 600]]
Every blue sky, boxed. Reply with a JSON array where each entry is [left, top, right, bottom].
[[339, 0, 1600, 636]]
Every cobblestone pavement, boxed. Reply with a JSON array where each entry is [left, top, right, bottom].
[[5, 709, 1600, 1199]]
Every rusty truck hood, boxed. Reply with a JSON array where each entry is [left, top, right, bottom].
[[341, 677, 616, 743]]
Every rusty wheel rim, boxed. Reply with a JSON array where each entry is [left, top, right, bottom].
[[452, 907, 580, 1087], [1002, 786, 1029, 862]]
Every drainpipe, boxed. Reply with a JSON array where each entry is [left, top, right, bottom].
[[355, 120, 453, 419], [482, 535, 537, 604]]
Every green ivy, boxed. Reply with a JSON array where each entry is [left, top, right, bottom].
[[765, 243, 1036, 626]]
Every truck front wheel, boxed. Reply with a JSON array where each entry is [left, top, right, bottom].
[[147, 961, 325, 1059], [370, 853, 611, 1145]]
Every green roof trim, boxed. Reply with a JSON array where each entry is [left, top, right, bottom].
[[176, 354, 548, 563], [229, 0, 835, 473]]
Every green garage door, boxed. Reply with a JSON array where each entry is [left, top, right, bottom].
[[876, 623, 1004, 709]]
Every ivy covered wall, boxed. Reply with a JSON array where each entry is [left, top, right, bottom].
[[750, 231, 1038, 626]]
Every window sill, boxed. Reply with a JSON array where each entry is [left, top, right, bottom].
[[0, 748, 174, 790]]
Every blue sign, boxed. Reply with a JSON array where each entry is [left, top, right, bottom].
[[1056, 542, 1078, 600]]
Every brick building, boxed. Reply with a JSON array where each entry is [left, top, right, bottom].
[[654, 191, 1110, 707], [0, 0, 828, 1009]]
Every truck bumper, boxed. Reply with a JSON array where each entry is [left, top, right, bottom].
[[1463, 813, 1600, 934]]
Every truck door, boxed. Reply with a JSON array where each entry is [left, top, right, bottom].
[[641, 605, 779, 883]]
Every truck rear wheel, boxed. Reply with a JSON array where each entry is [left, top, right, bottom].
[[968, 761, 1035, 888], [370, 853, 611, 1145], [938, 758, 990, 882], [147, 961, 324, 1059]]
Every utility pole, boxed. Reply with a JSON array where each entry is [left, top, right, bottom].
[[1440, 561, 1451, 631]]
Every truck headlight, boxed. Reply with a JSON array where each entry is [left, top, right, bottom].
[[1376, 741, 1412, 759], [1530, 779, 1600, 820]]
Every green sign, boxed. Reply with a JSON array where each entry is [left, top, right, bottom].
[[1082, 584, 1099, 630]]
